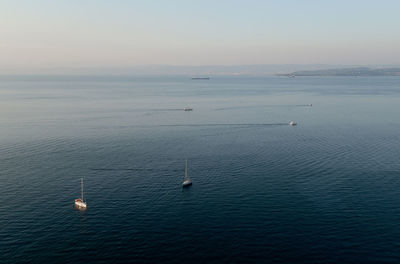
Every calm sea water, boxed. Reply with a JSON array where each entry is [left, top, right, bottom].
[[1, 76, 400, 263]]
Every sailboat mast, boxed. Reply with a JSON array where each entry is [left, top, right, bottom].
[[81, 177, 84, 201], [185, 159, 188, 179]]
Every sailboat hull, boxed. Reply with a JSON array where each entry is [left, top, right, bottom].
[[182, 180, 192, 187], [75, 199, 87, 208]]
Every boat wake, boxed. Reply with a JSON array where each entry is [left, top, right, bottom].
[[214, 104, 312, 111], [90, 168, 154, 172], [159, 123, 288, 127]]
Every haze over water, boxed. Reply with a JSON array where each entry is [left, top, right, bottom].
[[1, 76, 400, 263]]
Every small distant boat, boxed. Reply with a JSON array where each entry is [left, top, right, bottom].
[[184, 107, 193, 111], [75, 177, 87, 209], [191, 77, 210, 80], [308, 104, 312, 107], [289, 121, 297, 126], [182, 159, 192, 187]]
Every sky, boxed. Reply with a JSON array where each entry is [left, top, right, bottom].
[[0, 0, 400, 71]]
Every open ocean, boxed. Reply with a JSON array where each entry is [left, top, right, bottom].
[[1, 76, 400, 263]]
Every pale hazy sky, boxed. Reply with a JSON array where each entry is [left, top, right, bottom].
[[1, 0, 399, 69]]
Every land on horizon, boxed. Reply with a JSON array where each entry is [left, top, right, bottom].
[[1, 64, 400, 77], [282, 67, 400, 77]]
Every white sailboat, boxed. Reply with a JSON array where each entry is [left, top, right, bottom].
[[75, 177, 87, 208], [182, 159, 192, 187]]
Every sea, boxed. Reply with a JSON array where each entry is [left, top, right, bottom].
[[1, 75, 400, 263]]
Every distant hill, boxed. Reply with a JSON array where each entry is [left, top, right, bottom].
[[282, 67, 400, 76], [2, 65, 400, 77]]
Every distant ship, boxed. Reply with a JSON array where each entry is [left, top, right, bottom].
[[182, 160, 192, 187], [191, 77, 210, 80], [75, 177, 87, 209], [184, 107, 193, 111], [289, 121, 297, 126]]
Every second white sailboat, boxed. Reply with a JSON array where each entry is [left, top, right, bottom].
[[182, 159, 192, 187]]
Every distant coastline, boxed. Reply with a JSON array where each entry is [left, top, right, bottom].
[[2, 65, 400, 77], [280, 67, 400, 77]]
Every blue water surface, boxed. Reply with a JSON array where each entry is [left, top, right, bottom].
[[0, 76, 400, 263]]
